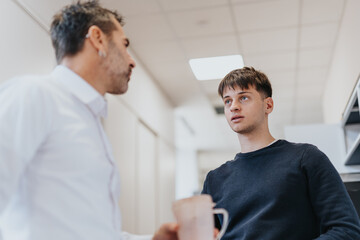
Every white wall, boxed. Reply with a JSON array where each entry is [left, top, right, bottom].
[[0, 0, 55, 83], [118, 53, 175, 145], [105, 97, 138, 232], [175, 115, 199, 199], [157, 138, 176, 223], [175, 148, 198, 198], [323, 0, 360, 123], [136, 121, 157, 234]]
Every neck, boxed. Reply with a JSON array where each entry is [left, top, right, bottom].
[[237, 126, 275, 153], [60, 50, 106, 96]]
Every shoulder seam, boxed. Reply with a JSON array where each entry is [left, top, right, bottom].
[[299, 144, 312, 170]]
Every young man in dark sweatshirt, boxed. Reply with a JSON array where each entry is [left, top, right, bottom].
[[201, 67, 360, 239]]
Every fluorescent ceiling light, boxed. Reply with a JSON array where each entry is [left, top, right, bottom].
[[189, 55, 244, 81]]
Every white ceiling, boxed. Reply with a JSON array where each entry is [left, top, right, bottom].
[[14, 0, 346, 152]]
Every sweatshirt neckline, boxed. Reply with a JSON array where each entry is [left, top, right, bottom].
[[235, 139, 286, 159]]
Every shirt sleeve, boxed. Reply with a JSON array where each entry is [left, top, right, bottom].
[[0, 79, 52, 237], [301, 145, 360, 239], [201, 172, 209, 195], [201, 171, 222, 230]]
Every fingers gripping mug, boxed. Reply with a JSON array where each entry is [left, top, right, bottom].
[[172, 194, 229, 240]]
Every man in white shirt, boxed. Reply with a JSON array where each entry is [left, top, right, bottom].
[[0, 1, 178, 239]]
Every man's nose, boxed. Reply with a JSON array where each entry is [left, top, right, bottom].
[[230, 101, 240, 112], [129, 55, 136, 68]]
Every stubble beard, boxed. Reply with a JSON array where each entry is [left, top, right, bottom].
[[231, 122, 257, 135], [107, 70, 129, 95], [105, 43, 130, 95]]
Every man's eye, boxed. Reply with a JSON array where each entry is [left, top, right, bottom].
[[224, 100, 231, 104], [241, 96, 248, 101]]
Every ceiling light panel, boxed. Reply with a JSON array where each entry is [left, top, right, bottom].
[[189, 55, 244, 81]]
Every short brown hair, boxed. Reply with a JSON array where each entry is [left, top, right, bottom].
[[50, 0, 124, 63], [218, 67, 272, 98]]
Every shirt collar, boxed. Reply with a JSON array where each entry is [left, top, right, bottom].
[[51, 65, 108, 118]]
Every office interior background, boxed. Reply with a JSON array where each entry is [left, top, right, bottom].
[[2, 0, 360, 235]]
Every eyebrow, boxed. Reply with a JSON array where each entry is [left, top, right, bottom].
[[223, 91, 251, 99]]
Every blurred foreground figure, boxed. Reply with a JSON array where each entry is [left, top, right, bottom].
[[0, 1, 177, 239]]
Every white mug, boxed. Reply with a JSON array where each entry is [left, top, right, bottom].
[[172, 194, 229, 240]]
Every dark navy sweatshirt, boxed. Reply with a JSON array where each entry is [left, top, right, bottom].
[[202, 140, 360, 239]]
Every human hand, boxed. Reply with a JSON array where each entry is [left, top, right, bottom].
[[213, 228, 220, 239], [152, 223, 179, 240]]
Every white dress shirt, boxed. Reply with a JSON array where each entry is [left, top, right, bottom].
[[0, 66, 152, 240]]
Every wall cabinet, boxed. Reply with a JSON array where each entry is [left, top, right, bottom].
[[342, 75, 360, 165]]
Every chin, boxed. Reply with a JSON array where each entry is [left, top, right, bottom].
[[232, 128, 244, 134], [236, 127, 256, 135], [110, 82, 129, 95], [230, 125, 243, 133], [108, 87, 127, 95]]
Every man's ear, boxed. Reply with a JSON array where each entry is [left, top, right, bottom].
[[264, 97, 274, 114], [86, 25, 108, 54]]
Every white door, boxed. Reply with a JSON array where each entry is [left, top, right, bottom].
[[136, 121, 157, 234], [104, 95, 137, 233]]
